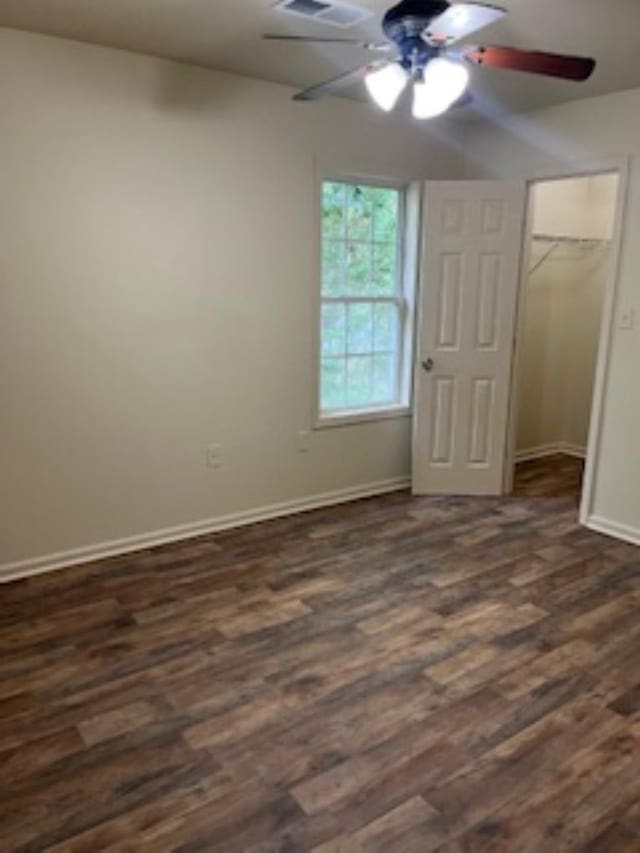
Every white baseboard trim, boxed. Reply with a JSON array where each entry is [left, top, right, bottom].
[[0, 476, 411, 583], [585, 515, 640, 547], [516, 442, 586, 463]]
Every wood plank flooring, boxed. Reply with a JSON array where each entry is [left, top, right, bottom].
[[1, 455, 640, 851]]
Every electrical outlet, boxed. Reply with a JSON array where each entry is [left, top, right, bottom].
[[298, 430, 311, 453], [206, 444, 222, 469], [619, 308, 635, 331]]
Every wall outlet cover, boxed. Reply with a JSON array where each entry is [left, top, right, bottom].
[[206, 444, 222, 468], [619, 308, 635, 331], [298, 430, 311, 453]]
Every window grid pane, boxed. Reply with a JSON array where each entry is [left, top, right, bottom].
[[346, 241, 372, 295], [321, 303, 347, 357], [320, 356, 347, 410], [347, 355, 373, 406], [319, 299, 402, 411], [321, 238, 399, 297], [322, 240, 345, 296], [320, 180, 405, 414], [347, 302, 373, 355]]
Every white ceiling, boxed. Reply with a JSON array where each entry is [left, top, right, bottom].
[[1, 0, 639, 118]]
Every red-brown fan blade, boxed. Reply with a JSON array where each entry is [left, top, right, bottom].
[[464, 46, 595, 81]]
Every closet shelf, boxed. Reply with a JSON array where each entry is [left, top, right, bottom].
[[532, 233, 610, 246], [528, 233, 610, 276]]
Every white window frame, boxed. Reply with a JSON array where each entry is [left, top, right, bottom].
[[313, 172, 420, 429]]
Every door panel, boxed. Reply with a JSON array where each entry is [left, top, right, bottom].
[[469, 377, 494, 465], [437, 254, 463, 348], [413, 181, 526, 495], [431, 377, 456, 464], [476, 254, 501, 349]]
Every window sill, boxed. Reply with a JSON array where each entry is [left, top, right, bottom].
[[314, 405, 412, 430]]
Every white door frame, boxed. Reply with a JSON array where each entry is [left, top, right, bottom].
[[505, 156, 630, 526]]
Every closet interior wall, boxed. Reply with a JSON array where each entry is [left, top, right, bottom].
[[516, 174, 618, 459]]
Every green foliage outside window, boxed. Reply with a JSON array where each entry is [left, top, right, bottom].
[[320, 181, 403, 413]]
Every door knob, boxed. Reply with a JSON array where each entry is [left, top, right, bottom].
[[422, 358, 434, 372]]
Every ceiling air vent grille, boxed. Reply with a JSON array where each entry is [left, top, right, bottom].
[[273, 0, 372, 29]]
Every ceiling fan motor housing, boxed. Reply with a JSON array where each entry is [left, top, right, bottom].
[[382, 0, 449, 69]]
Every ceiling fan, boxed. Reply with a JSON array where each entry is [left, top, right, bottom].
[[263, 0, 596, 119]]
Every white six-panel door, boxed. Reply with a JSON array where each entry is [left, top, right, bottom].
[[413, 181, 526, 495]]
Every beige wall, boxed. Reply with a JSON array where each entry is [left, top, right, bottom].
[[463, 90, 640, 535], [532, 175, 617, 241], [0, 28, 462, 569], [516, 176, 616, 455]]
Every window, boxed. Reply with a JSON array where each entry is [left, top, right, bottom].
[[318, 178, 415, 422]]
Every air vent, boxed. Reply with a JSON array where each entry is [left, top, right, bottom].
[[273, 0, 372, 29], [319, 4, 370, 27]]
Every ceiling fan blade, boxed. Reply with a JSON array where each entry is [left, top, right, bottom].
[[426, 3, 506, 45], [293, 64, 376, 101], [463, 45, 596, 80], [263, 34, 392, 52], [450, 91, 474, 109]]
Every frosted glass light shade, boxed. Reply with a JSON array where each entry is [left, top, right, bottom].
[[413, 58, 470, 119], [365, 63, 409, 111]]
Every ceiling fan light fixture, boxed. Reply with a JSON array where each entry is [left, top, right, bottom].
[[365, 62, 409, 111], [412, 83, 450, 119], [412, 57, 470, 119]]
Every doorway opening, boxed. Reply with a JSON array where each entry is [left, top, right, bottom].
[[510, 172, 620, 505]]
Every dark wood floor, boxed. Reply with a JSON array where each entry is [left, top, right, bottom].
[[2, 455, 640, 852]]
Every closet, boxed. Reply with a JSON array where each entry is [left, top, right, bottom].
[[515, 174, 618, 462]]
